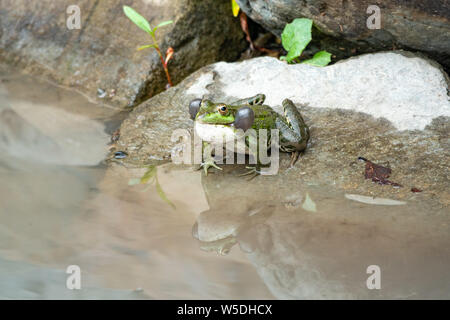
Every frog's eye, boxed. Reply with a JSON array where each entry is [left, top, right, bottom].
[[217, 104, 228, 115]]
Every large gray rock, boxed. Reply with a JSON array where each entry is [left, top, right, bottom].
[[113, 51, 450, 299], [236, 0, 450, 72], [0, 0, 246, 107], [114, 51, 449, 206]]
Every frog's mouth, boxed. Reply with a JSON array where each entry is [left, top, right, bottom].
[[196, 113, 235, 126]]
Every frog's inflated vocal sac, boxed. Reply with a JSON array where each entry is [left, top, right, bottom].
[[189, 94, 309, 176]]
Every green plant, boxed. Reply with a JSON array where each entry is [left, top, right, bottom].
[[280, 18, 331, 67], [123, 6, 174, 87]]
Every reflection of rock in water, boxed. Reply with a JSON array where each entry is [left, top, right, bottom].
[[0, 105, 109, 166], [193, 177, 450, 299], [0, 108, 62, 163], [0, 73, 111, 166]]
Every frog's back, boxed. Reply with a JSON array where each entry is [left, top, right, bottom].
[[249, 104, 278, 130]]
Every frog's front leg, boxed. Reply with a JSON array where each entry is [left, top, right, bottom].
[[199, 141, 222, 176], [231, 94, 265, 106], [276, 99, 310, 167]]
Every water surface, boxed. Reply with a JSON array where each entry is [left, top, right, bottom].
[[0, 68, 448, 299]]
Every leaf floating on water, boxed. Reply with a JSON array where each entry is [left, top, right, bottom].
[[345, 194, 406, 206], [358, 157, 402, 187], [302, 193, 317, 212]]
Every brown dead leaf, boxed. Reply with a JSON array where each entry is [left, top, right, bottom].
[[239, 12, 280, 57], [358, 157, 402, 187]]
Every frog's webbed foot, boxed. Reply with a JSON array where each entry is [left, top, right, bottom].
[[237, 166, 260, 181], [199, 159, 222, 176], [199, 142, 222, 176], [232, 94, 266, 106]]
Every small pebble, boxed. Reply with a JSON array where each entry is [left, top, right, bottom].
[[114, 151, 128, 159], [111, 129, 120, 143], [97, 88, 107, 98]]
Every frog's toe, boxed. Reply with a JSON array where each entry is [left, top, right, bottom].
[[200, 160, 222, 175], [253, 94, 266, 105], [237, 166, 260, 180]]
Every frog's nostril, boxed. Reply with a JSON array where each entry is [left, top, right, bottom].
[[234, 106, 255, 131], [189, 98, 202, 120]]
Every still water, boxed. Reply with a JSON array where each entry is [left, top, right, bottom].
[[0, 68, 449, 299]]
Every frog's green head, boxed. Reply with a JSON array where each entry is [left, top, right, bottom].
[[189, 99, 255, 131], [194, 99, 236, 125]]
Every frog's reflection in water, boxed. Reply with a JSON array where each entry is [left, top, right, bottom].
[[193, 166, 450, 299]]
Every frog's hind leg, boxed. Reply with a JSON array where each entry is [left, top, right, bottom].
[[231, 94, 266, 106], [237, 166, 260, 180], [289, 151, 300, 167], [282, 99, 308, 137], [277, 99, 310, 167]]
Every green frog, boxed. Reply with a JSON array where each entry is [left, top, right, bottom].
[[189, 94, 309, 176]]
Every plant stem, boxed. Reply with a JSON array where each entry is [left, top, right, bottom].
[[150, 33, 173, 87]]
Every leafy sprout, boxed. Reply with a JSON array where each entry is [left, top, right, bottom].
[[123, 6, 174, 87], [280, 18, 331, 67]]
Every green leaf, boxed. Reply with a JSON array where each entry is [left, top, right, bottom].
[[302, 193, 317, 212], [302, 50, 332, 67], [154, 20, 173, 31], [123, 6, 152, 34], [137, 44, 156, 51], [281, 18, 313, 63], [231, 0, 240, 17]]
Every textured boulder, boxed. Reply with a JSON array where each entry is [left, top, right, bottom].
[[114, 52, 449, 206], [0, 0, 246, 107], [236, 0, 450, 72], [113, 51, 450, 299]]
